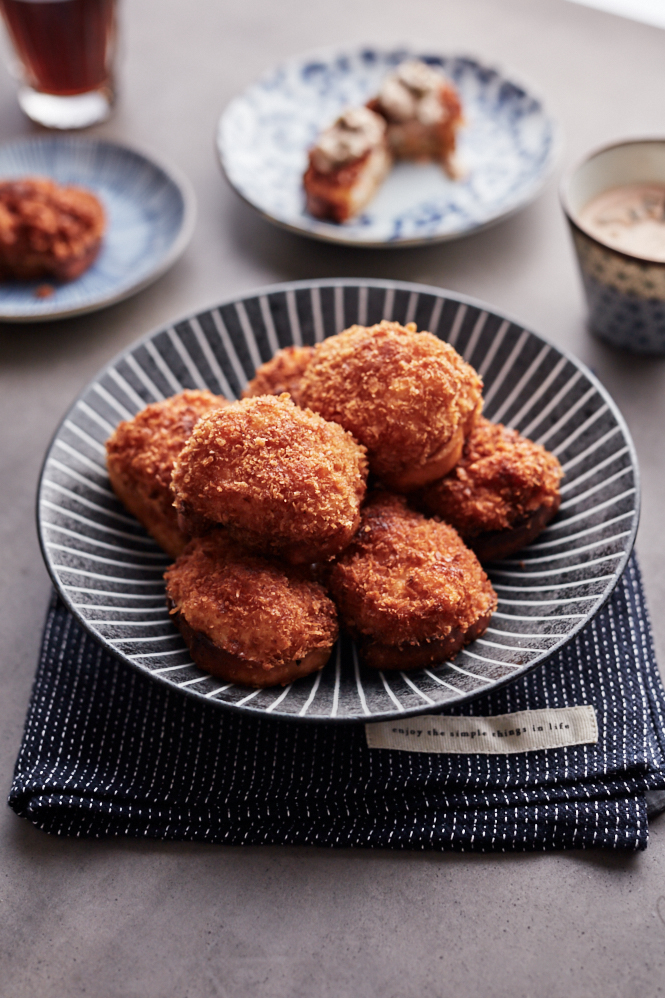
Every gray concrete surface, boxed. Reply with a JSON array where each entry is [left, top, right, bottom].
[[1, 0, 665, 995]]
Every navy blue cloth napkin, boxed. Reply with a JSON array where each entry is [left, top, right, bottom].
[[8, 554, 665, 851]]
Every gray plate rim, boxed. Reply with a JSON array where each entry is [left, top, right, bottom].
[[36, 277, 640, 724], [0, 136, 197, 323]]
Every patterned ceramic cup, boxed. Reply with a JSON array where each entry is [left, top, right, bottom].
[[561, 139, 665, 353]]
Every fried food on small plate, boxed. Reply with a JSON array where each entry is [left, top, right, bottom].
[[298, 320, 483, 492], [418, 417, 563, 561], [242, 345, 314, 405], [171, 393, 368, 564], [0, 177, 105, 281], [367, 59, 464, 178], [106, 390, 229, 557], [329, 491, 497, 669], [304, 107, 393, 223], [165, 532, 338, 687]]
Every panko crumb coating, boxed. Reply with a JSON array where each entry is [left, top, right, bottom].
[[0, 177, 105, 281], [106, 390, 230, 558], [165, 532, 339, 687], [242, 345, 314, 405], [171, 394, 369, 564], [298, 321, 483, 492], [419, 417, 563, 561], [329, 492, 497, 669]]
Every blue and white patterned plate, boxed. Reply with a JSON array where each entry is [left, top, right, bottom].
[[217, 47, 559, 247], [37, 279, 639, 723], [0, 136, 196, 322]]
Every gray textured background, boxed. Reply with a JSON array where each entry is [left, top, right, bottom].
[[1, 0, 665, 994]]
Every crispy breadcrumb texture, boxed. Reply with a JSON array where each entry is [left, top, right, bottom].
[[419, 417, 563, 537], [165, 532, 338, 671], [0, 177, 105, 281], [329, 492, 497, 653], [171, 394, 368, 563], [242, 345, 314, 405], [106, 390, 229, 557], [298, 321, 483, 485]]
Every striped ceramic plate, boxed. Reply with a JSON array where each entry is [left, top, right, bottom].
[[37, 279, 639, 722]]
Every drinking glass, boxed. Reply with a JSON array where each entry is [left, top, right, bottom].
[[0, 0, 117, 129]]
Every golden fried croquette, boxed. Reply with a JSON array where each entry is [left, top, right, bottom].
[[106, 390, 230, 557], [418, 417, 563, 561], [171, 394, 368, 564], [242, 345, 314, 405], [329, 492, 497, 670], [0, 177, 105, 281], [165, 532, 338, 687], [298, 321, 483, 492]]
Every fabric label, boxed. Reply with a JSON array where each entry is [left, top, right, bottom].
[[365, 706, 598, 754]]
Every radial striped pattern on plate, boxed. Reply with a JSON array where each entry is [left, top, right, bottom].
[[37, 280, 639, 722]]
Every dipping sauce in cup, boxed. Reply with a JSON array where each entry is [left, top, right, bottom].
[[561, 139, 665, 354], [578, 184, 665, 263]]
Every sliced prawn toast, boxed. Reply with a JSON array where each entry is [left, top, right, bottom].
[[367, 59, 464, 178], [304, 106, 392, 223]]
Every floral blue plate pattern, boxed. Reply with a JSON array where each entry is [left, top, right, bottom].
[[218, 47, 559, 247], [0, 137, 196, 322]]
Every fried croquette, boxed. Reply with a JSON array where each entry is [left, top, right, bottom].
[[0, 177, 105, 281], [106, 390, 230, 558], [242, 345, 314, 405], [329, 492, 497, 669], [165, 532, 339, 687], [418, 417, 563, 561], [171, 394, 369, 564], [298, 321, 483, 492]]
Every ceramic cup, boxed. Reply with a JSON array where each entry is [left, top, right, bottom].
[[561, 139, 665, 354]]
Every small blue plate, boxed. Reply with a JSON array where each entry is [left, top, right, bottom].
[[218, 47, 559, 247], [0, 136, 196, 322]]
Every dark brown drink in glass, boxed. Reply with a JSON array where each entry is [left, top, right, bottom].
[[0, 0, 117, 127]]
